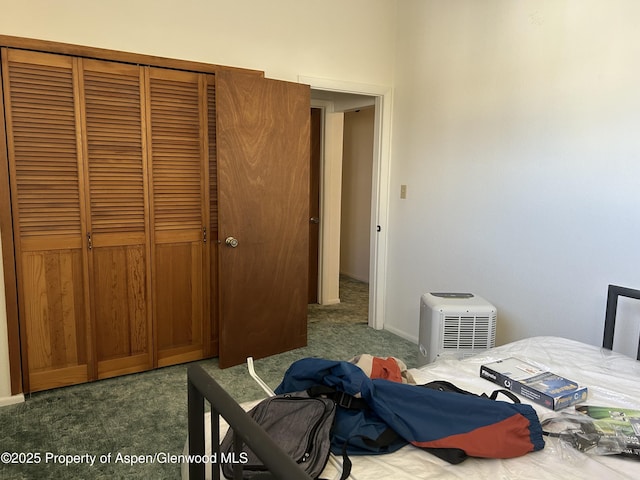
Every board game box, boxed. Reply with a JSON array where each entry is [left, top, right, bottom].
[[480, 357, 588, 410]]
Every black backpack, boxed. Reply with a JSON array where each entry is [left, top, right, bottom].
[[220, 393, 336, 479]]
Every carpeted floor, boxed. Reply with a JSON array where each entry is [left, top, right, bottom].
[[0, 276, 417, 479]]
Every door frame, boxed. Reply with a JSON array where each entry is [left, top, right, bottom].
[[300, 76, 391, 331]]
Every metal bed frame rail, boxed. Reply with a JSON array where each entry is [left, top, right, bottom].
[[187, 364, 311, 480]]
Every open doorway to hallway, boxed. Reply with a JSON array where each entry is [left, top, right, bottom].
[[308, 94, 376, 327], [302, 76, 392, 332]]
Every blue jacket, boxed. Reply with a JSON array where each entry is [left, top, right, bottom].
[[275, 358, 544, 461]]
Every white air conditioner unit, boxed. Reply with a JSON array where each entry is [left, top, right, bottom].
[[418, 292, 497, 366]]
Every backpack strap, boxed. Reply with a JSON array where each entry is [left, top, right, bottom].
[[420, 380, 475, 395], [486, 389, 520, 403], [422, 447, 468, 464], [337, 427, 401, 480], [421, 380, 521, 404], [306, 385, 370, 410], [307, 384, 403, 480], [307, 385, 403, 448]]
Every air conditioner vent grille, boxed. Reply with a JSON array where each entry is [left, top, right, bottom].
[[442, 315, 497, 350], [418, 293, 498, 366]]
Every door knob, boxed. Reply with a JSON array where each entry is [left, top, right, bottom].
[[310, 217, 320, 224], [225, 236, 239, 248]]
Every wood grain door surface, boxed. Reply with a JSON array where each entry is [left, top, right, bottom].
[[216, 71, 310, 368], [79, 58, 153, 379], [2, 49, 91, 391], [146, 67, 210, 367]]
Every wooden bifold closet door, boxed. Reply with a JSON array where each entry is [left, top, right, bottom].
[[2, 42, 309, 392], [79, 58, 153, 380], [2, 49, 91, 391], [2, 48, 212, 391], [146, 67, 210, 367]]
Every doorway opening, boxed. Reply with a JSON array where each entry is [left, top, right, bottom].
[[308, 104, 375, 324], [304, 77, 391, 331]]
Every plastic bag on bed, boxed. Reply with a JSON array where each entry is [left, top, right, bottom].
[[542, 408, 640, 458]]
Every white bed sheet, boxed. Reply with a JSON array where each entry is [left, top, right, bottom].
[[183, 336, 640, 480]]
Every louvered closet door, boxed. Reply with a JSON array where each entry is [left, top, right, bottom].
[[207, 76, 219, 356], [1, 49, 90, 392], [146, 67, 210, 366], [79, 59, 153, 379]]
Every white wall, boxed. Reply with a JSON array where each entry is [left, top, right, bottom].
[[387, 0, 640, 348], [3, 0, 640, 396], [0, 0, 397, 86], [0, 0, 398, 396], [0, 235, 22, 405], [340, 107, 374, 282]]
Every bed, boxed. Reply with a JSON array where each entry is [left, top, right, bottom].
[[183, 336, 640, 479]]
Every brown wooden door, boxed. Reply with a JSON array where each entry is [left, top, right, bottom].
[[146, 67, 210, 367], [79, 58, 153, 379], [216, 71, 310, 368], [1, 49, 91, 391]]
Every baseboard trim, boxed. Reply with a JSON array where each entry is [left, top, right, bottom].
[[384, 325, 418, 344], [340, 272, 369, 283], [319, 298, 340, 306], [0, 393, 25, 408]]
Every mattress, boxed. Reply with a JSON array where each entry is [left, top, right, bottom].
[[183, 336, 640, 479]]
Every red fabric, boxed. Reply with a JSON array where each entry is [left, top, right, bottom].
[[410, 414, 536, 458], [370, 357, 404, 383]]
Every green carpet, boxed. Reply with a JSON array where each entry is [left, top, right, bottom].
[[0, 277, 417, 479]]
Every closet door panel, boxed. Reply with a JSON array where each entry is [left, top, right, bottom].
[[154, 242, 203, 359], [2, 49, 90, 391], [80, 58, 152, 378], [92, 245, 149, 377], [147, 67, 209, 366], [22, 249, 87, 388]]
